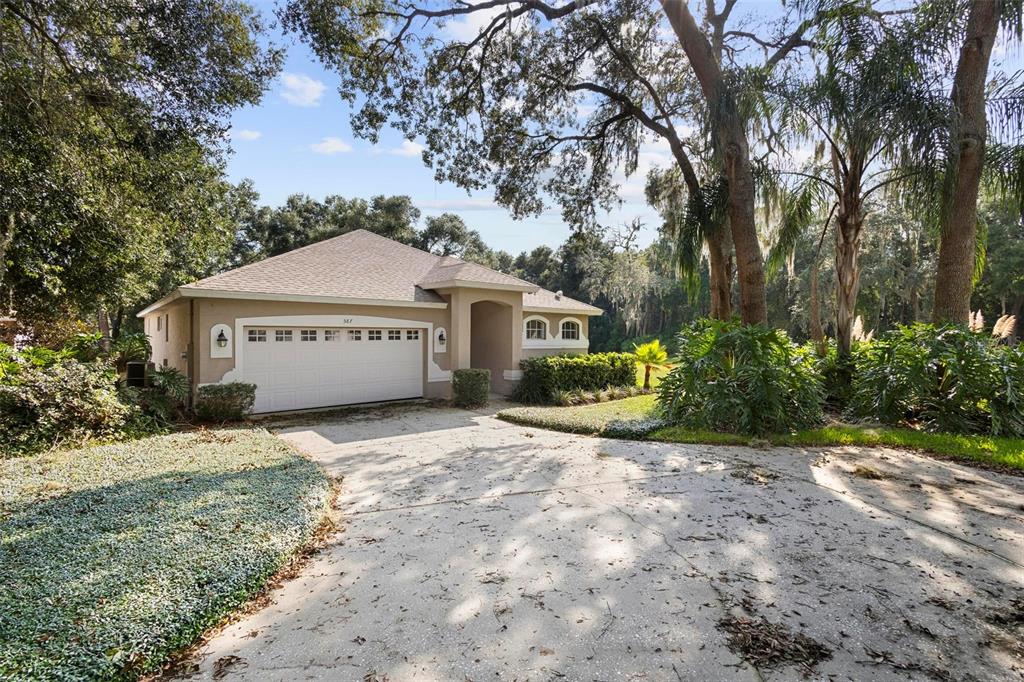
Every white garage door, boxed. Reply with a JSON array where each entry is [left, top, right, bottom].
[[243, 326, 424, 413]]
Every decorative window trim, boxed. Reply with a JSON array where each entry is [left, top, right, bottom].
[[523, 315, 588, 349], [368, 329, 383, 341], [325, 329, 341, 341], [247, 329, 267, 343], [276, 329, 293, 342], [348, 329, 362, 341], [560, 319, 580, 340], [406, 330, 420, 341], [388, 329, 402, 340], [525, 317, 547, 340], [300, 329, 317, 342]]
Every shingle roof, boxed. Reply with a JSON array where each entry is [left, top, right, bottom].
[[183, 230, 447, 303], [524, 288, 602, 313], [165, 229, 601, 314], [418, 257, 538, 290]]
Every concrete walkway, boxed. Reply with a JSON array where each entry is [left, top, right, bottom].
[[178, 404, 1024, 681]]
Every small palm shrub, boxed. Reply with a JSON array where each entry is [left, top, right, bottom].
[[452, 368, 490, 408], [657, 319, 824, 436], [633, 339, 669, 390], [848, 323, 1024, 436]]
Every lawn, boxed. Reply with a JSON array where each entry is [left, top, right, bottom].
[[0, 428, 330, 680], [497, 395, 1024, 472]]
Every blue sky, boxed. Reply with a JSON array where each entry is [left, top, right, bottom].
[[224, 4, 663, 255], [226, 1, 1023, 256]]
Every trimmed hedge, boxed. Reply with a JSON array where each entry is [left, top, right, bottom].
[[453, 368, 490, 408], [194, 382, 256, 421], [513, 352, 636, 404]]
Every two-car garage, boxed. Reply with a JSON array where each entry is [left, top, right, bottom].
[[242, 325, 424, 413]]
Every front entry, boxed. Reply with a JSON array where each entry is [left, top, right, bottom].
[[243, 325, 423, 412], [469, 300, 514, 393]]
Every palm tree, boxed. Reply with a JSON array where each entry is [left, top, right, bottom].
[[634, 339, 669, 391], [766, 17, 934, 357]]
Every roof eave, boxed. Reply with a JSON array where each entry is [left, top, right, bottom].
[[138, 287, 449, 317], [523, 304, 603, 316], [420, 279, 539, 293]]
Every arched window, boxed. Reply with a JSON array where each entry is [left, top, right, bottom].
[[525, 318, 547, 340], [560, 320, 580, 340]]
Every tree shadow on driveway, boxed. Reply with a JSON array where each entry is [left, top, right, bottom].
[[180, 411, 1024, 681]]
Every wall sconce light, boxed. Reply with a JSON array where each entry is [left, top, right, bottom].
[[216, 330, 228, 348], [437, 330, 446, 345]]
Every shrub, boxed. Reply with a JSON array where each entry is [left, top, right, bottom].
[[657, 319, 824, 436], [452, 368, 490, 408], [848, 323, 1024, 436], [122, 367, 192, 427], [602, 416, 668, 439], [0, 361, 137, 455], [194, 382, 256, 421], [513, 352, 636, 404]]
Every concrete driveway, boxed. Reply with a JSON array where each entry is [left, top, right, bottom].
[[179, 403, 1024, 681]]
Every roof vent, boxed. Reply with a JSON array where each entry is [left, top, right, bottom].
[[555, 290, 563, 299]]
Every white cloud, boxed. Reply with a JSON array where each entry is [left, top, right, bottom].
[[280, 73, 326, 107], [232, 129, 262, 141], [309, 137, 353, 154], [388, 140, 424, 157], [442, 6, 507, 42]]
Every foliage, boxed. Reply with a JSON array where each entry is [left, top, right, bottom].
[[514, 352, 636, 405], [551, 385, 648, 407], [452, 368, 490, 409], [848, 323, 1024, 436], [633, 339, 670, 390], [124, 367, 192, 428], [658, 320, 824, 436], [0, 429, 329, 680], [500, 394, 1024, 472], [2, 0, 282, 321], [194, 383, 256, 422], [0, 361, 136, 456]]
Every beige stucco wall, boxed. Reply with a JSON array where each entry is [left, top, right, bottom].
[[441, 287, 525, 395], [142, 291, 599, 405], [520, 312, 591, 359], [143, 299, 191, 375]]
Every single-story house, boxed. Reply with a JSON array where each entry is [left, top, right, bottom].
[[138, 229, 603, 413]]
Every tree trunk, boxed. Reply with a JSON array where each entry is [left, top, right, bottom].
[[0, 213, 15, 294], [644, 365, 652, 391], [660, 0, 768, 325], [706, 225, 733, 319], [808, 261, 824, 349], [932, 0, 999, 324], [835, 210, 863, 357]]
